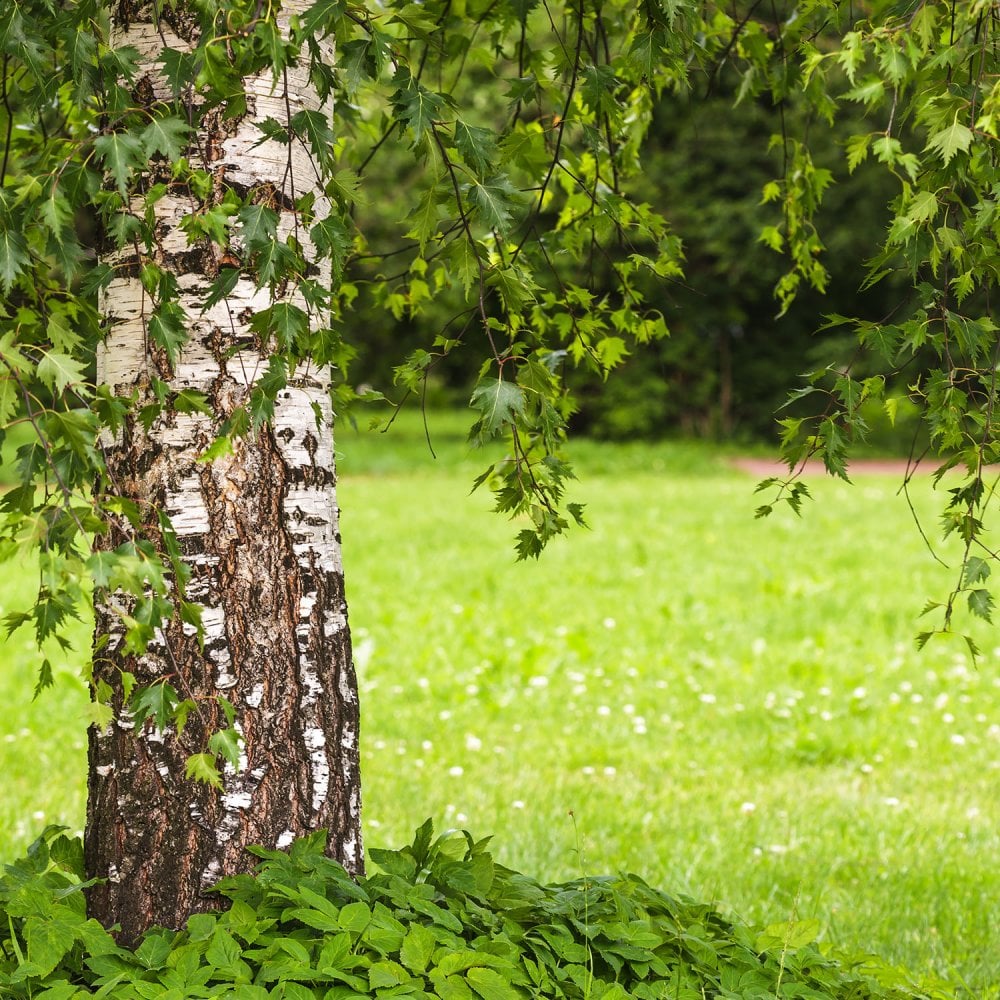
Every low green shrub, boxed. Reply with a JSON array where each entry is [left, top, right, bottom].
[[0, 823, 948, 1000]]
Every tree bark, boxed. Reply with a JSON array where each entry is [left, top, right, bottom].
[[86, 1, 362, 943]]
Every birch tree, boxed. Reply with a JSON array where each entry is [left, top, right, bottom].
[[3, 0, 1000, 941], [81, 0, 363, 942]]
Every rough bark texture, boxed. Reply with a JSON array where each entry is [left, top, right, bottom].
[[86, 1, 362, 943]]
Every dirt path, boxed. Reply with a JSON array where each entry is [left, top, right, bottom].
[[729, 457, 921, 478]]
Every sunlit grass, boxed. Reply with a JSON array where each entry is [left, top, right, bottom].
[[2, 409, 999, 993]]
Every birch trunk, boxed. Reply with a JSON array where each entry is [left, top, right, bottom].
[[86, 0, 362, 942]]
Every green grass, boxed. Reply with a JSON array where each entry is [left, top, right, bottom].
[[2, 409, 1000, 994]]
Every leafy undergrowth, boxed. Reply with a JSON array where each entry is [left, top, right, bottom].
[[0, 823, 951, 1000]]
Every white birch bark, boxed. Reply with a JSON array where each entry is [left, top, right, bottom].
[[86, 0, 362, 940]]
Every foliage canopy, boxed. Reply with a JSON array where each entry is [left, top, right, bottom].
[[2, 0, 1000, 720]]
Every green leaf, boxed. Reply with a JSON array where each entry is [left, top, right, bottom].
[[208, 728, 243, 770], [466, 967, 521, 1000], [201, 266, 241, 311], [0, 229, 30, 292], [925, 118, 974, 165], [468, 177, 520, 235], [470, 378, 526, 435], [968, 588, 993, 622], [391, 68, 447, 147], [238, 204, 279, 250], [291, 109, 335, 174], [130, 682, 180, 730], [141, 116, 190, 160], [454, 121, 498, 177], [964, 556, 991, 585], [310, 214, 353, 282], [94, 132, 145, 194], [186, 752, 222, 788], [36, 351, 87, 394], [399, 923, 438, 973], [148, 301, 188, 365]]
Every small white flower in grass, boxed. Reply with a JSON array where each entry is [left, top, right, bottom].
[[422, 740, 433, 750], [819, 686, 832, 697], [935, 693, 949, 710], [573, 684, 587, 695], [603, 766, 617, 776], [633, 723, 648, 735], [414, 759, 424, 768], [581, 766, 595, 775], [32, 811, 45, 821], [889, 692, 901, 705], [699, 693, 717, 704], [884, 797, 900, 808], [448, 765, 464, 777], [740, 802, 756, 815], [395, 746, 406, 756], [603, 617, 616, 629], [513, 723, 522, 733], [456, 813, 467, 823], [529, 676, 548, 688], [2, 734, 15, 743], [988, 725, 1000, 740], [466, 684, 479, 695], [451, 603, 464, 614], [950, 734, 967, 746], [512, 800, 525, 809], [967, 806, 980, 820], [860, 763, 874, 774], [374, 739, 386, 750], [911, 693, 923, 704], [852, 686, 867, 699], [439, 710, 452, 721], [942, 712, 955, 724], [368, 819, 381, 828], [597, 705, 611, 717], [976, 713, 987, 723], [906, 739, 918, 749], [465, 734, 482, 751], [752, 637, 767, 656], [417, 677, 429, 689], [820, 711, 833, 722]]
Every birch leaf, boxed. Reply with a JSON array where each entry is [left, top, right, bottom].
[[94, 132, 145, 194], [925, 119, 974, 165], [141, 116, 190, 160], [469, 177, 520, 234], [470, 377, 526, 435], [36, 350, 87, 393], [185, 753, 223, 789], [0, 230, 29, 292], [454, 121, 497, 177]]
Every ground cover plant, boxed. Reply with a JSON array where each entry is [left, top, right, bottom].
[[2, 412, 1000, 993], [0, 822, 944, 999]]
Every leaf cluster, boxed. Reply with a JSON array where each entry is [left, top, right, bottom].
[[753, 2, 1000, 645], [0, 822, 944, 1000]]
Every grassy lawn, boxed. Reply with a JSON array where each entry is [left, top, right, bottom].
[[2, 409, 999, 994]]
